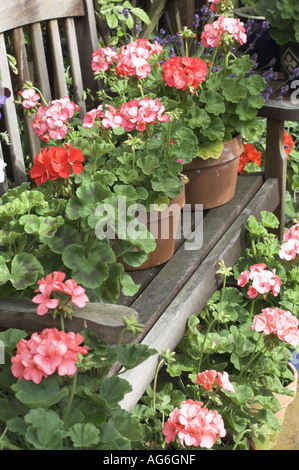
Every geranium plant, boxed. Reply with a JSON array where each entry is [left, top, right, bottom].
[[0, 275, 157, 450], [133, 249, 299, 450], [127, 0, 267, 160]]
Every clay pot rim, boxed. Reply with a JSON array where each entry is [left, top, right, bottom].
[[183, 135, 244, 170]]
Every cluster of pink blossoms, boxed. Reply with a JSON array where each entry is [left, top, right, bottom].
[[195, 369, 235, 393], [251, 307, 299, 345], [162, 399, 226, 449], [11, 328, 89, 384], [32, 271, 89, 316], [19, 90, 80, 142], [201, 16, 247, 48], [91, 39, 163, 79], [279, 223, 299, 261], [83, 97, 169, 133], [237, 263, 282, 299]]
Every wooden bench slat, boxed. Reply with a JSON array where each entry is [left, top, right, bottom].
[[0, 298, 139, 345], [0, 34, 27, 186], [48, 20, 68, 99], [65, 18, 86, 117], [119, 178, 280, 411], [30, 22, 52, 103], [12, 27, 41, 160], [0, 0, 85, 33]]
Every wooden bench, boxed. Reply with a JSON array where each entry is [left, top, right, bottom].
[[0, 0, 298, 413]]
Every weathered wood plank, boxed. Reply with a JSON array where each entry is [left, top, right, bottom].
[[264, 119, 287, 240], [30, 22, 52, 103], [75, 0, 100, 99], [12, 27, 41, 160], [48, 20, 69, 99], [0, 298, 139, 344], [0, 34, 27, 186], [65, 18, 86, 116], [0, 0, 85, 33], [119, 178, 280, 411], [258, 100, 299, 122]]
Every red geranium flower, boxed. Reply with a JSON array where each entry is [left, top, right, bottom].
[[238, 143, 262, 173]]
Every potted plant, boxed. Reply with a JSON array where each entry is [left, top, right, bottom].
[[15, 39, 199, 272], [254, 0, 299, 80], [137, 0, 267, 209], [132, 214, 299, 451], [0, 277, 158, 450]]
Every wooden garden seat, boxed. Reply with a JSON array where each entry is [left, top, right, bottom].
[[0, 0, 298, 412]]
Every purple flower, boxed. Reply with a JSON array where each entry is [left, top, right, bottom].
[[122, 8, 130, 18], [0, 86, 11, 120]]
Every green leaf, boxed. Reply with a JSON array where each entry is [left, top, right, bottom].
[[4, 253, 44, 290], [117, 344, 157, 370], [25, 408, 66, 450], [0, 328, 28, 352], [261, 211, 279, 229], [199, 90, 226, 115], [137, 155, 160, 175], [48, 224, 81, 254], [197, 140, 224, 160], [201, 116, 225, 141], [69, 423, 100, 448], [107, 12, 118, 29], [99, 422, 131, 450], [236, 102, 258, 121], [62, 242, 115, 289], [130, 7, 150, 24], [110, 415, 144, 442], [230, 55, 255, 75], [120, 271, 140, 296], [222, 79, 247, 103], [12, 378, 69, 409], [99, 376, 132, 407], [186, 105, 210, 130], [66, 182, 111, 220], [243, 74, 266, 96], [19, 214, 64, 243], [6, 417, 27, 435], [0, 256, 10, 285]]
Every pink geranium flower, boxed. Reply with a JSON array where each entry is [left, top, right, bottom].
[[195, 369, 235, 393], [251, 307, 299, 345], [32, 272, 89, 316], [11, 328, 89, 383], [19, 88, 40, 108], [163, 400, 226, 449], [237, 264, 282, 299]]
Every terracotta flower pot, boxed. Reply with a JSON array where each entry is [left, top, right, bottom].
[[120, 187, 185, 271], [183, 135, 244, 210]]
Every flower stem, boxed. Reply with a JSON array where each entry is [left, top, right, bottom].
[[166, 119, 172, 160], [238, 335, 264, 379], [60, 313, 65, 332], [197, 318, 217, 374], [153, 358, 164, 448], [62, 371, 78, 423]]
